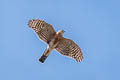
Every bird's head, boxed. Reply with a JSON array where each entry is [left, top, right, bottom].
[[57, 30, 65, 36]]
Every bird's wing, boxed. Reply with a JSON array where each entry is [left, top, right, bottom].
[[55, 38, 83, 62], [28, 19, 56, 44]]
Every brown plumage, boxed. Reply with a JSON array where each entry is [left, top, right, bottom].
[[28, 19, 83, 63]]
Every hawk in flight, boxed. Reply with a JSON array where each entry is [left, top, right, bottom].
[[28, 19, 83, 63]]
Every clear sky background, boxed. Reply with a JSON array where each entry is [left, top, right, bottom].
[[0, 0, 120, 80]]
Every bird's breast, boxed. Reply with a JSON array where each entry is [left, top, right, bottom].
[[48, 35, 61, 48]]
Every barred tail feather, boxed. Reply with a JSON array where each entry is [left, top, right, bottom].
[[39, 48, 52, 63], [39, 54, 48, 63]]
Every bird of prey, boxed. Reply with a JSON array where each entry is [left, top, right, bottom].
[[28, 19, 83, 63]]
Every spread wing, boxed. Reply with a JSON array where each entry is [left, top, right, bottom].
[[28, 19, 56, 44], [55, 38, 83, 62]]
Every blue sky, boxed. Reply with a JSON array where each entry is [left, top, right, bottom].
[[0, 0, 120, 80]]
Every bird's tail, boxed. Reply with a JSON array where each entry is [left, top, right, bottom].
[[39, 48, 52, 63]]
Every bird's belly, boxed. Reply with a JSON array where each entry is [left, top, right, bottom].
[[48, 37, 59, 48]]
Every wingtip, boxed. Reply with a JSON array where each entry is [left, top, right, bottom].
[[76, 55, 83, 62], [27, 19, 33, 28]]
